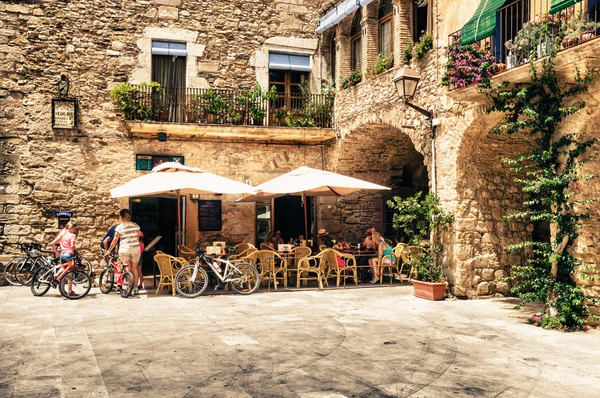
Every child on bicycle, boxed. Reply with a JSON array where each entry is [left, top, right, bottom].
[[50, 221, 77, 296]]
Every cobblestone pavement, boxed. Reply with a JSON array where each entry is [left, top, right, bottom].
[[1, 284, 599, 398]]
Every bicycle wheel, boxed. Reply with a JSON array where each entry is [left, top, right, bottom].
[[77, 255, 93, 279], [120, 271, 134, 298], [3, 257, 23, 286], [15, 257, 37, 286], [228, 263, 260, 295], [175, 265, 209, 298], [99, 269, 114, 294], [58, 270, 91, 300], [30, 268, 52, 297]]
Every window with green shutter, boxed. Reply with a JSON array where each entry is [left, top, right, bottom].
[[460, 0, 507, 45], [549, 0, 583, 14]]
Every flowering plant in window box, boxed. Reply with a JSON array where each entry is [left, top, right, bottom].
[[441, 36, 495, 89], [341, 70, 361, 89]]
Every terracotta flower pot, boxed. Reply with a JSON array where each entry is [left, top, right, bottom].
[[412, 280, 446, 301], [562, 37, 579, 48], [580, 32, 595, 43]]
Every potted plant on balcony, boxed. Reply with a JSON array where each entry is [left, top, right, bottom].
[[203, 89, 226, 124], [155, 104, 170, 121], [387, 192, 454, 301], [109, 81, 162, 121], [249, 105, 266, 126], [274, 107, 291, 126], [183, 94, 202, 122]]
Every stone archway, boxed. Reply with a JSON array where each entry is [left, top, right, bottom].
[[451, 113, 535, 298], [321, 123, 429, 243]]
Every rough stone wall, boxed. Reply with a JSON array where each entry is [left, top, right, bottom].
[[0, 0, 327, 272]]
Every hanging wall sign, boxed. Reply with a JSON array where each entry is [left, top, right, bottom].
[[52, 98, 78, 129]]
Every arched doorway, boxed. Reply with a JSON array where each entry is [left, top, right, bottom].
[[324, 123, 429, 244]]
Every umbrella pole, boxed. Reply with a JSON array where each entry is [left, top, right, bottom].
[[303, 192, 308, 241], [177, 190, 181, 254]]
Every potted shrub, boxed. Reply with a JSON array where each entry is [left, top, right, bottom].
[[373, 53, 394, 75], [274, 107, 291, 126], [109, 81, 162, 121], [203, 89, 226, 124], [340, 70, 361, 89], [413, 32, 433, 60], [249, 105, 266, 126], [155, 104, 170, 121], [387, 192, 454, 301], [230, 110, 242, 125], [184, 94, 202, 122]]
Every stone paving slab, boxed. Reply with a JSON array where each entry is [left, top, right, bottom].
[[1, 284, 599, 397]]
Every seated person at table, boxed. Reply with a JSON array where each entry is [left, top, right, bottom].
[[317, 228, 335, 248], [363, 227, 378, 251], [271, 230, 284, 250], [332, 238, 350, 251], [368, 232, 396, 284]]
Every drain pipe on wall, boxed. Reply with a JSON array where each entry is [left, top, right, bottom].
[[431, 116, 438, 195]]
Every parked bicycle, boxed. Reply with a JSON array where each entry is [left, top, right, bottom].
[[30, 251, 92, 300], [98, 254, 134, 298], [175, 246, 260, 297], [3, 242, 47, 286]]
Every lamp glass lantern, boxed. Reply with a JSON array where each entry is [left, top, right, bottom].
[[392, 65, 421, 102], [190, 194, 200, 202]]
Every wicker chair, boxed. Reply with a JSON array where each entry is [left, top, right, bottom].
[[319, 244, 327, 252], [289, 246, 312, 285], [296, 251, 328, 289], [231, 246, 258, 262], [234, 243, 255, 255], [260, 242, 275, 251], [154, 253, 177, 296], [256, 250, 287, 290], [178, 244, 196, 261], [379, 244, 405, 284], [324, 249, 358, 287]]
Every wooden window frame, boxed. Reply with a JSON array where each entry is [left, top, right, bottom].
[[350, 10, 362, 72], [378, 1, 394, 57], [268, 70, 309, 109]]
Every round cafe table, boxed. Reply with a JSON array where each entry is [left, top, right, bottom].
[[342, 249, 377, 283]]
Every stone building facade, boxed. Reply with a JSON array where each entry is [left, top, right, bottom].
[[315, 0, 600, 300], [1, 0, 599, 303]]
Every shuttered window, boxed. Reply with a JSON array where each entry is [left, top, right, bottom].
[[460, 0, 506, 45], [549, 0, 583, 14]]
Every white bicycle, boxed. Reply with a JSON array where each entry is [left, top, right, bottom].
[[174, 246, 260, 297]]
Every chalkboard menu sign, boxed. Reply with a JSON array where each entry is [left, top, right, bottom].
[[198, 200, 222, 231]]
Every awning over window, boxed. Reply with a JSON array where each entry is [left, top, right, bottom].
[[269, 53, 312, 72], [549, 0, 583, 14], [151, 41, 187, 56], [316, 0, 362, 34], [460, 0, 506, 45]]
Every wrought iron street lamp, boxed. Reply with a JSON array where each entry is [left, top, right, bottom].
[[392, 65, 432, 119], [392, 64, 437, 196]]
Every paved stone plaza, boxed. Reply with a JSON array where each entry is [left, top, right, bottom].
[[1, 284, 599, 397]]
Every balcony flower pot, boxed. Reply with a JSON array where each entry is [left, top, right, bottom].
[[412, 280, 446, 301], [580, 31, 595, 43], [205, 113, 217, 124], [562, 36, 579, 48]]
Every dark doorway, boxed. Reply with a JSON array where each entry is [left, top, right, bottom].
[[130, 197, 178, 275], [274, 196, 313, 243]]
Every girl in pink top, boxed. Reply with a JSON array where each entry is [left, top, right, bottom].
[[50, 221, 78, 295]]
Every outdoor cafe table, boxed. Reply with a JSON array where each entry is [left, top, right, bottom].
[[341, 249, 377, 284]]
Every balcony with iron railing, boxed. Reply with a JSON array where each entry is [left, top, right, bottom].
[[446, 0, 600, 101], [120, 86, 336, 144]]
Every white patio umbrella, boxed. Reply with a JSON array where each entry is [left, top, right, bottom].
[[238, 166, 390, 239], [110, 162, 253, 246]]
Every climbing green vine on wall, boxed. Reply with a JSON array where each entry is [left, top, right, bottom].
[[484, 41, 598, 330]]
